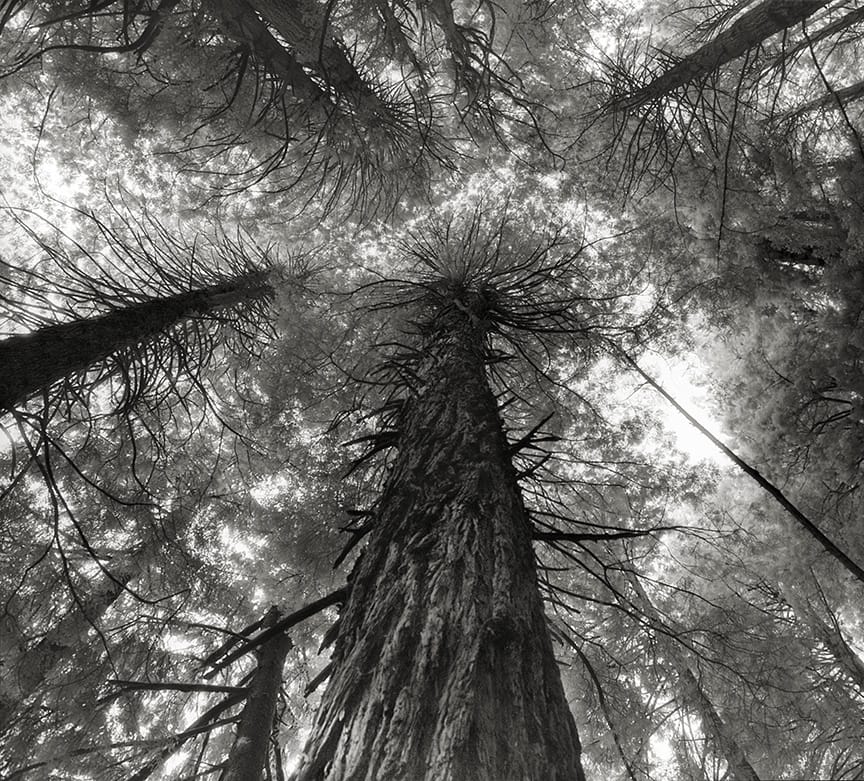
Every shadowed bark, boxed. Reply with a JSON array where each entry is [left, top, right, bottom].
[[292, 286, 584, 780], [0, 270, 273, 414], [618, 0, 831, 110], [221, 607, 293, 781], [203, 0, 335, 109]]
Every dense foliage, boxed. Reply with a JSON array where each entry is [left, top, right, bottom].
[[1, 1, 864, 779]]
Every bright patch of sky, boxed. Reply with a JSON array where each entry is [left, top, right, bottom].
[[219, 524, 260, 560], [251, 471, 309, 508], [640, 351, 730, 466], [649, 734, 677, 779], [160, 632, 198, 654], [586, 349, 729, 467], [583, 0, 650, 75], [161, 752, 191, 779]]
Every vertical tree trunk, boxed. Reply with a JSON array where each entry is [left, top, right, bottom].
[[0, 270, 273, 413], [618, 0, 831, 110], [293, 288, 584, 780], [676, 668, 760, 781], [222, 607, 293, 781]]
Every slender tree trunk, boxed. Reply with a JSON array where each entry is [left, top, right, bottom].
[[0, 270, 272, 413], [249, 0, 363, 89], [0, 545, 146, 730], [760, 6, 864, 75], [676, 668, 760, 781], [785, 79, 864, 118], [247, 0, 395, 126], [293, 288, 584, 780], [628, 577, 760, 781], [222, 607, 293, 781], [780, 576, 864, 693], [618, 0, 831, 110]]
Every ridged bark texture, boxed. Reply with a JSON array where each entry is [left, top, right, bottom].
[[222, 608, 293, 781], [619, 0, 831, 109], [293, 290, 584, 781], [0, 271, 272, 413]]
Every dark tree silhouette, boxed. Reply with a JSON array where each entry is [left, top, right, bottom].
[[295, 279, 585, 779]]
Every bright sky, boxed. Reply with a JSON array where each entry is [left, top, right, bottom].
[[640, 351, 730, 466]]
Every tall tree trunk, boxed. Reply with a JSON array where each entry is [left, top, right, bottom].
[[784, 79, 864, 119], [0, 270, 272, 413], [628, 576, 760, 781], [293, 287, 584, 780], [247, 0, 390, 123], [618, 0, 831, 110], [222, 607, 293, 781], [676, 668, 760, 781]]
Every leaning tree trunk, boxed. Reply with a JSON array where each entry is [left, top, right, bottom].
[[780, 575, 864, 694], [627, 576, 760, 781], [0, 556, 140, 731], [221, 607, 293, 781], [0, 519, 188, 732], [293, 287, 584, 780], [618, 0, 831, 110], [203, 0, 335, 110], [0, 270, 272, 413]]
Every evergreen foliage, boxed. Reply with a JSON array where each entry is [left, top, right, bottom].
[[1, 1, 864, 779]]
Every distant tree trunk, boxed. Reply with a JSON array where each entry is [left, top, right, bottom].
[[0, 270, 273, 414], [780, 575, 864, 693], [618, 0, 831, 110], [0, 546, 145, 730], [676, 668, 761, 781], [760, 6, 864, 75], [293, 286, 584, 780], [628, 577, 760, 781], [784, 79, 864, 119], [222, 607, 293, 781], [243, 0, 389, 119]]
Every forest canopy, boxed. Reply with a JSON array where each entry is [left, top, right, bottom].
[[1, 0, 864, 779]]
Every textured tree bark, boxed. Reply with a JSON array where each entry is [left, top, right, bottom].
[[0, 270, 272, 413], [292, 288, 585, 780], [618, 0, 831, 110], [203, 0, 334, 109], [221, 607, 293, 781]]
